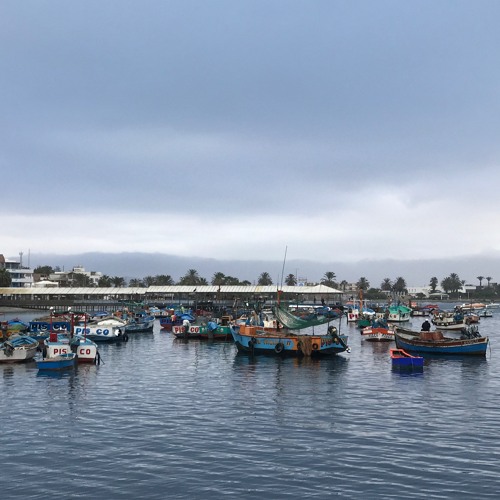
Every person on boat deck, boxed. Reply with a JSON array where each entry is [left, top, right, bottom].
[[421, 319, 431, 332]]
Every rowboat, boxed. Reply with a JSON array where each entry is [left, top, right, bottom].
[[390, 348, 424, 369], [0, 335, 39, 363], [394, 327, 489, 356], [36, 352, 77, 371]]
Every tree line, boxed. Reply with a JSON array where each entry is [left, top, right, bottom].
[[0, 266, 495, 300]]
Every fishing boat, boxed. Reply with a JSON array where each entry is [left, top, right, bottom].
[[390, 348, 424, 369], [73, 324, 129, 343], [198, 318, 233, 341], [477, 309, 493, 318], [394, 327, 489, 356], [378, 305, 411, 323], [361, 319, 395, 342], [0, 335, 39, 363], [431, 310, 468, 330], [36, 352, 76, 371], [42, 332, 99, 364], [125, 312, 155, 333], [230, 303, 350, 356]]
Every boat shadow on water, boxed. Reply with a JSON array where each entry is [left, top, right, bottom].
[[232, 349, 350, 372]]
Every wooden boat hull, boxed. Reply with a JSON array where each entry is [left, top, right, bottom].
[[36, 353, 76, 370], [231, 325, 349, 356], [361, 327, 395, 342], [394, 330, 489, 355], [0, 341, 38, 363]]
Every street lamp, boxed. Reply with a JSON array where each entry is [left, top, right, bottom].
[[49, 306, 54, 332]]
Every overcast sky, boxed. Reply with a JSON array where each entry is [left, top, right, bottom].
[[3, 0, 500, 275]]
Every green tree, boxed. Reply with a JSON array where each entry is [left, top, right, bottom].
[[128, 278, 144, 287], [211, 272, 226, 285], [72, 273, 93, 287], [98, 275, 113, 287], [339, 280, 348, 291], [486, 276, 492, 287], [429, 277, 438, 293], [0, 268, 12, 287], [179, 269, 204, 286], [257, 272, 273, 286], [155, 274, 174, 286], [321, 271, 337, 287], [440, 273, 462, 295], [285, 273, 297, 286], [143, 276, 156, 287], [34, 265, 54, 275], [392, 277, 407, 295], [380, 278, 392, 292], [477, 276, 484, 288], [111, 276, 126, 287], [356, 277, 370, 291]]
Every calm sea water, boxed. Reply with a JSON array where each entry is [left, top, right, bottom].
[[1, 306, 499, 499]]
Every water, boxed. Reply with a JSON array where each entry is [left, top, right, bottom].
[[1, 307, 500, 499]]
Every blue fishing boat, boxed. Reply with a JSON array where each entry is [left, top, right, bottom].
[[390, 348, 424, 369], [230, 303, 350, 356], [36, 352, 77, 371], [394, 327, 489, 356]]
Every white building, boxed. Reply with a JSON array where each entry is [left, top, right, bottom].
[[0, 253, 35, 288]]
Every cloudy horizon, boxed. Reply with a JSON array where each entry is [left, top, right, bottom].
[[3, 1, 500, 277]]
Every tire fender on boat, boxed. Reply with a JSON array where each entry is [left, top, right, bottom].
[[274, 342, 284, 354], [312, 343, 319, 350]]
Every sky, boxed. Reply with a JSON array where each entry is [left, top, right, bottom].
[[2, 0, 500, 284]]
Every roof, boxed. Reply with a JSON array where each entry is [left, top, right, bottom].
[[0, 284, 342, 296]]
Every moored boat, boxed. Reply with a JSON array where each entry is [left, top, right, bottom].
[[431, 310, 468, 330], [36, 352, 76, 371], [394, 327, 489, 356], [361, 323, 395, 342], [231, 324, 349, 356], [0, 335, 39, 363], [390, 348, 424, 369], [73, 324, 129, 343]]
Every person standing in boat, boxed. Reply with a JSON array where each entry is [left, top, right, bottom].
[[421, 319, 431, 332]]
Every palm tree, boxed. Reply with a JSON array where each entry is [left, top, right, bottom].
[[356, 277, 370, 291], [179, 269, 201, 286], [380, 278, 392, 292], [429, 277, 438, 293], [258, 272, 273, 286], [339, 280, 348, 291], [98, 275, 113, 287], [211, 272, 226, 285], [111, 276, 126, 287], [143, 275, 156, 287], [285, 273, 297, 286], [128, 278, 144, 287], [486, 276, 492, 287], [477, 276, 484, 288], [322, 271, 337, 287], [392, 277, 407, 295]]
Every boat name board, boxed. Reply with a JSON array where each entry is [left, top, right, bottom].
[[74, 326, 116, 337]]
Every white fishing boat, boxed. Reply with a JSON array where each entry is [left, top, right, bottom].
[[0, 335, 39, 363]]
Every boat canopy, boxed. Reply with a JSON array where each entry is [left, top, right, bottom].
[[273, 304, 335, 330]]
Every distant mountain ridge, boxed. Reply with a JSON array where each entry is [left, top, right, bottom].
[[13, 251, 500, 288]]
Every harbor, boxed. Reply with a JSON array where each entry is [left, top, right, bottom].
[[0, 303, 498, 498]]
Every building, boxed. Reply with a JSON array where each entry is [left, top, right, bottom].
[[48, 266, 103, 287], [0, 253, 35, 288]]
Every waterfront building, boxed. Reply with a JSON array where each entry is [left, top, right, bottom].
[[0, 253, 35, 288]]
